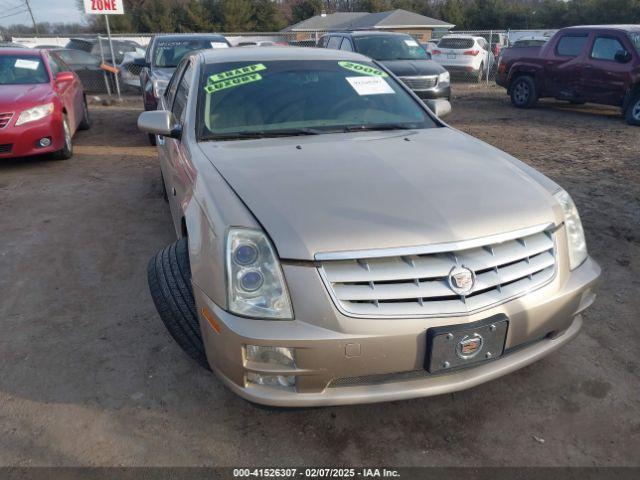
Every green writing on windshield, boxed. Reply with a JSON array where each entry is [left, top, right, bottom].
[[204, 73, 263, 94], [338, 61, 388, 77], [207, 63, 266, 83]]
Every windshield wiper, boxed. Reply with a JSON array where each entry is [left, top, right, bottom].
[[207, 128, 325, 141], [339, 124, 414, 132]]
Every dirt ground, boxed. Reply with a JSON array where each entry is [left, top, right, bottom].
[[0, 85, 639, 467]]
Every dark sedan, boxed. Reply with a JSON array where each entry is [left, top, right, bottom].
[[318, 31, 451, 103]]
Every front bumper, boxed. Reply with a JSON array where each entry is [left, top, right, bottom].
[[194, 255, 600, 407], [0, 114, 64, 159], [412, 84, 451, 101]]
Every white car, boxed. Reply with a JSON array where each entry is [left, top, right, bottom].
[[431, 35, 492, 82]]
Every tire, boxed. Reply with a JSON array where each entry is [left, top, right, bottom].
[[147, 238, 211, 370], [148, 133, 157, 146], [78, 97, 91, 130], [476, 63, 484, 83], [625, 93, 640, 126], [510, 75, 538, 108], [53, 115, 73, 160]]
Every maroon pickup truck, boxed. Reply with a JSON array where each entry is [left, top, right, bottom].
[[496, 25, 640, 125]]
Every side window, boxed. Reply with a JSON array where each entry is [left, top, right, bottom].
[[48, 56, 64, 76], [164, 60, 186, 105], [591, 36, 627, 61], [145, 38, 154, 64], [556, 35, 589, 57], [340, 38, 353, 52], [317, 36, 328, 48], [327, 36, 341, 50], [171, 62, 193, 122]]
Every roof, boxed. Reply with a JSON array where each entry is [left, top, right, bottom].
[[338, 30, 415, 37], [0, 48, 41, 56], [200, 46, 370, 64], [284, 9, 454, 32], [565, 24, 640, 32], [154, 33, 227, 40]]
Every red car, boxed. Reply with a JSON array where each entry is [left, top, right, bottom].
[[0, 48, 90, 160]]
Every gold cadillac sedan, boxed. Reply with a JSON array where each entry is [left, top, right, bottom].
[[138, 47, 600, 407]]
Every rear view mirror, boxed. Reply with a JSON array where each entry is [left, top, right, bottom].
[[133, 57, 149, 67], [614, 50, 631, 63], [425, 99, 452, 118], [55, 71, 75, 84], [138, 110, 181, 139]]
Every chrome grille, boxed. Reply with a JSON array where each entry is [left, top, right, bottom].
[[0, 112, 13, 129], [399, 75, 438, 91], [318, 226, 557, 318]]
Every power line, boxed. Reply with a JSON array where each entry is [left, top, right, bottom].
[[0, 9, 27, 20]]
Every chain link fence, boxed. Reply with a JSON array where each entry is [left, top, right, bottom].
[[14, 29, 556, 94]]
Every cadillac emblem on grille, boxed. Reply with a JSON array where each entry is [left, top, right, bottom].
[[456, 333, 483, 359], [448, 265, 476, 295]]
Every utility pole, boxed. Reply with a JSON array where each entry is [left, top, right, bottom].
[[24, 0, 39, 35]]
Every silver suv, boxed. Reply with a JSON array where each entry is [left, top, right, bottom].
[[138, 47, 600, 407]]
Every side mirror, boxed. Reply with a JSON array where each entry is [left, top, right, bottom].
[[133, 57, 149, 67], [614, 50, 631, 63], [425, 99, 452, 118], [55, 71, 75, 84], [138, 110, 181, 139]]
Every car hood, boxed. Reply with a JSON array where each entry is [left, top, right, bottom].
[[151, 67, 175, 81], [379, 59, 445, 76], [0, 83, 52, 109], [201, 128, 557, 260]]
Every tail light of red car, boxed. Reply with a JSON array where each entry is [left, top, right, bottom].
[[463, 50, 480, 56]]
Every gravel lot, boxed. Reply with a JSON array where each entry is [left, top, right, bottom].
[[0, 86, 638, 467]]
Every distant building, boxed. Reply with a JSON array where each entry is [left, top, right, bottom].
[[283, 9, 454, 42]]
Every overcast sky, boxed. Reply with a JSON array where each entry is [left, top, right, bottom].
[[0, 0, 83, 27]]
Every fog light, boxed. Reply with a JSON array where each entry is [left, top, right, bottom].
[[39, 137, 51, 147], [246, 345, 295, 367], [246, 372, 296, 388]]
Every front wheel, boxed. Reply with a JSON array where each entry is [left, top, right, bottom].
[[78, 97, 91, 130], [510, 76, 538, 108], [53, 115, 73, 160], [625, 93, 640, 126], [147, 238, 211, 370]]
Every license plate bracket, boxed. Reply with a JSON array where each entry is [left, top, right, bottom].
[[425, 315, 508, 373]]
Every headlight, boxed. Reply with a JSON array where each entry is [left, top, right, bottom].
[[152, 78, 169, 98], [15, 103, 54, 126], [438, 71, 450, 86], [226, 228, 293, 319], [554, 189, 587, 270]]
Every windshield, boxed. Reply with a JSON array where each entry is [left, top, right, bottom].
[[629, 32, 640, 54], [0, 55, 49, 85], [153, 38, 227, 68], [353, 35, 428, 61], [198, 60, 436, 141]]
